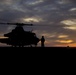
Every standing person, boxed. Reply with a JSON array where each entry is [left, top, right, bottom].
[[41, 36, 45, 47]]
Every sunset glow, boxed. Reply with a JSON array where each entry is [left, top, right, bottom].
[[58, 35, 68, 38], [0, 37, 8, 39], [56, 40, 73, 44]]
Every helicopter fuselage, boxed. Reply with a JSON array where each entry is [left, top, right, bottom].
[[0, 25, 40, 47]]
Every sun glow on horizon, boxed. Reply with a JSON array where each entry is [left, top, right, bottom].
[[56, 40, 73, 44], [55, 43, 76, 47], [0, 37, 8, 39]]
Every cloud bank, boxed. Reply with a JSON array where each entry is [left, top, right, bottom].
[[0, 0, 76, 47]]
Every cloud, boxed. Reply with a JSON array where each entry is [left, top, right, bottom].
[[58, 35, 68, 38], [56, 40, 73, 44], [26, 0, 44, 5], [69, 8, 76, 11], [61, 19, 76, 30], [23, 17, 44, 23], [61, 19, 76, 25], [56, 0, 71, 4], [0, 0, 76, 46]]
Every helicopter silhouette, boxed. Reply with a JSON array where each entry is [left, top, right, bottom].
[[0, 23, 40, 47]]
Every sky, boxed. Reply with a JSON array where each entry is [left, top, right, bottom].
[[0, 0, 76, 47]]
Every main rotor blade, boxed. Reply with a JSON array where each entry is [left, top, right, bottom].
[[0, 23, 33, 26]]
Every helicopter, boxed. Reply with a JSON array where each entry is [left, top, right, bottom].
[[0, 23, 40, 47]]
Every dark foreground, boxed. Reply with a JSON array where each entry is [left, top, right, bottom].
[[0, 47, 76, 56], [0, 47, 76, 63]]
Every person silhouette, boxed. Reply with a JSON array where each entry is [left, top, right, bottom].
[[41, 36, 45, 47]]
